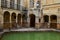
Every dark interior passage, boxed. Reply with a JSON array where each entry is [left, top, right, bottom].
[[3, 11, 10, 29], [30, 14, 35, 27], [43, 15, 49, 22], [50, 15, 57, 29], [11, 13, 16, 28], [17, 14, 21, 27]]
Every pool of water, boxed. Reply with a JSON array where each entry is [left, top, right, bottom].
[[1, 31, 60, 40]]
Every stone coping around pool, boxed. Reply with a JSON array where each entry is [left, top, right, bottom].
[[3, 28, 60, 32], [0, 28, 60, 35]]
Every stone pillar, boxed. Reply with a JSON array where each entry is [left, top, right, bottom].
[[48, 15, 50, 28], [35, 16, 40, 29], [10, 13, 12, 28], [7, 0, 10, 8], [27, 10, 30, 28], [16, 14, 17, 28], [57, 16, 60, 29], [0, 0, 1, 8], [40, 16, 44, 28], [0, 8, 3, 29], [27, 16, 30, 27], [15, 0, 17, 9]]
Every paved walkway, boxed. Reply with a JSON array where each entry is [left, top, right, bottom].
[[10, 28, 58, 31], [0, 28, 60, 33]]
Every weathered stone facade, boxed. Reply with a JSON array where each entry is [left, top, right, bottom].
[[0, 0, 60, 29], [0, 0, 41, 29], [41, 0, 60, 29]]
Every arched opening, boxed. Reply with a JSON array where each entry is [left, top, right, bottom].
[[17, 14, 21, 28], [3, 11, 10, 29], [22, 14, 27, 27], [43, 15, 49, 22], [50, 15, 57, 29], [11, 13, 16, 28], [43, 15, 49, 28], [29, 14, 35, 28]]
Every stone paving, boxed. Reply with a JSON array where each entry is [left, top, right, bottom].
[[0, 28, 60, 34], [10, 28, 59, 32]]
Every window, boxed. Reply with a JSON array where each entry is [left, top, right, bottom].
[[30, 0, 34, 8], [1, 0, 7, 8], [10, 0, 15, 9], [17, 0, 20, 10], [36, 1, 40, 8]]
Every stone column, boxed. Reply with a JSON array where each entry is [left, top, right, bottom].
[[35, 16, 40, 29], [27, 16, 30, 27], [57, 16, 60, 29], [40, 15, 44, 28], [7, 0, 10, 8], [0, 9, 3, 29], [48, 15, 50, 28], [10, 13, 12, 28], [16, 14, 18, 28], [0, 6, 3, 29], [15, 0, 17, 9], [0, 0, 1, 7]]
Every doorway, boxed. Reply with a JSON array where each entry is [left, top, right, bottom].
[[50, 15, 57, 29], [30, 14, 35, 28], [17, 14, 21, 27], [3, 11, 10, 29], [43, 15, 49, 22], [43, 15, 49, 28], [11, 13, 16, 28]]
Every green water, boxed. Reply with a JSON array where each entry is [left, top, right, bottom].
[[1, 31, 60, 40]]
